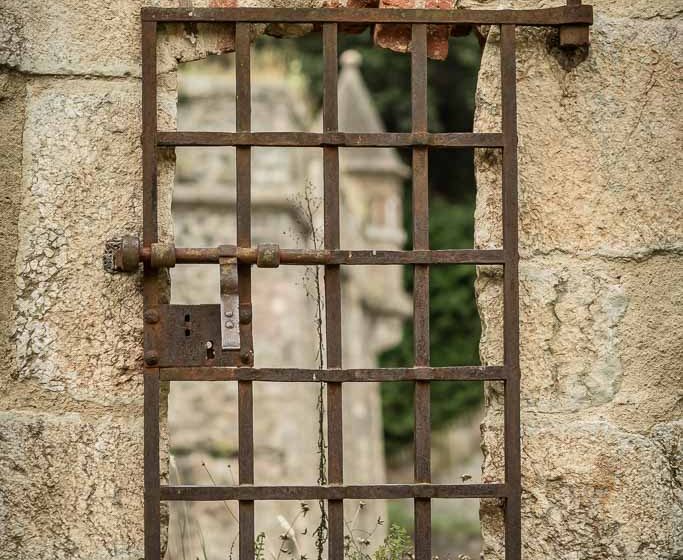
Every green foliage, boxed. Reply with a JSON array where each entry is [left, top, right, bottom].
[[380, 202, 483, 455], [373, 524, 414, 560], [259, 29, 484, 456]]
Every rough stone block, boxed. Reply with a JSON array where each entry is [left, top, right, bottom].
[[0, 0, 327, 77], [8, 78, 160, 406], [0, 71, 26, 382], [477, 255, 683, 431], [458, 0, 683, 21], [475, 18, 683, 257], [481, 420, 683, 560], [482, 420, 683, 560], [0, 412, 145, 560]]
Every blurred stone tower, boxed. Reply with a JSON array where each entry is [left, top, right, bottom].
[[167, 49, 410, 558]]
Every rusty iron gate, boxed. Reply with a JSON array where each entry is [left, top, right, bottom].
[[125, 4, 593, 559]]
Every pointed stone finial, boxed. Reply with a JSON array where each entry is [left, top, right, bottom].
[[340, 49, 362, 69]]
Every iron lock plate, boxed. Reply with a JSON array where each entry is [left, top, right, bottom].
[[145, 304, 244, 367]]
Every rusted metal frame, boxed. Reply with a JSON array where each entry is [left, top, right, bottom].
[[501, 24, 522, 560], [158, 131, 504, 148], [141, 19, 162, 560], [411, 23, 432, 560], [142, 6, 593, 26], [235, 22, 256, 560], [323, 22, 345, 560], [560, 0, 591, 47], [139, 11, 537, 560], [142, 246, 505, 265], [159, 365, 507, 382], [140, 247, 505, 266], [160, 483, 507, 501]]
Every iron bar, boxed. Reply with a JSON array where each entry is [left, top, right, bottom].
[[411, 23, 432, 560], [139, 247, 505, 266], [143, 370, 161, 559], [158, 131, 504, 148], [142, 6, 593, 26], [160, 483, 507, 501], [160, 365, 507, 382], [141, 18, 161, 560], [502, 24, 522, 560], [323, 22, 345, 560], [235, 22, 255, 560]]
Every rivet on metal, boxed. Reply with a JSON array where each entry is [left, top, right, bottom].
[[144, 309, 160, 324], [144, 350, 159, 366], [240, 348, 251, 364]]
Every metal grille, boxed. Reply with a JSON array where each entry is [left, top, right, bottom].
[[140, 5, 592, 559]]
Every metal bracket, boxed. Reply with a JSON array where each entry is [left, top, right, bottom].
[[219, 257, 240, 350]]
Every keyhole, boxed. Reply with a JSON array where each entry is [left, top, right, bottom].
[[206, 340, 215, 360]]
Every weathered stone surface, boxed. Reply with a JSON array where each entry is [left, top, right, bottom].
[[475, 1, 683, 558], [478, 255, 682, 430], [10, 78, 147, 406], [480, 419, 683, 560], [0, 411, 144, 560], [0, 71, 25, 390], [458, 0, 683, 21], [0, 0, 273, 77], [475, 15, 683, 257]]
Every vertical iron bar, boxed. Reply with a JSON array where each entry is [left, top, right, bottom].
[[501, 24, 521, 560], [141, 19, 161, 560], [323, 22, 344, 560], [143, 369, 161, 559], [411, 23, 432, 560], [236, 22, 255, 560]]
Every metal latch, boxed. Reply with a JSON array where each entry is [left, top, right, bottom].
[[219, 256, 240, 350], [104, 236, 286, 353]]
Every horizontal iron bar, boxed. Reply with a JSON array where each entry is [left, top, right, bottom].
[[159, 131, 504, 148], [142, 6, 593, 26], [160, 365, 506, 382], [160, 483, 507, 501], [144, 247, 505, 266]]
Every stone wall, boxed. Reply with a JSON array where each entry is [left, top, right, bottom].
[[1, 0, 681, 559], [472, 1, 683, 559]]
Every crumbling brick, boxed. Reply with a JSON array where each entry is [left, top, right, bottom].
[[374, 0, 454, 60]]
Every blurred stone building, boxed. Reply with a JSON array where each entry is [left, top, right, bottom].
[[167, 49, 411, 558]]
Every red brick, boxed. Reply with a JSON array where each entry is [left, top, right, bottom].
[[374, 0, 453, 60]]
